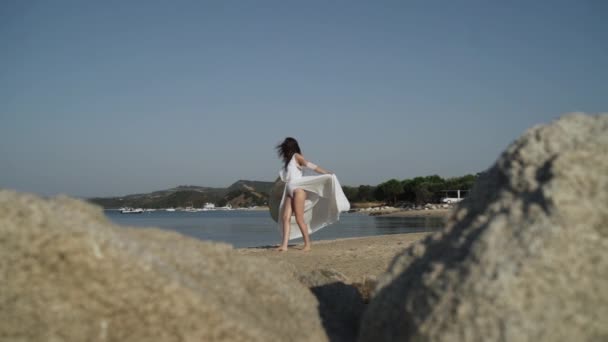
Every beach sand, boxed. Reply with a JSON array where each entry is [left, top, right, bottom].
[[238, 232, 431, 283]]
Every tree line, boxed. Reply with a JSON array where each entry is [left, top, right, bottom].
[[342, 174, 478, 205]]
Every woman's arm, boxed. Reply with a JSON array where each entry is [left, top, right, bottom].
[[295, 154, 332, 174]]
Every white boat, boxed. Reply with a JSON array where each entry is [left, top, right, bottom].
[[440, 190, 469, 204], [203, 202, 216, 210], [120, 207, 144, 214], [165, 208, 176, 212]]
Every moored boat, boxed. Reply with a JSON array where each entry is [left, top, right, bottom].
[[120, 207, 144, 214]]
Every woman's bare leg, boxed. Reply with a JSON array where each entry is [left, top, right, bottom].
[[293, 189, 311, 251], [277, 197, 292, 251]]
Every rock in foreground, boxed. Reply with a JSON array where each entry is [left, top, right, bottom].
[[359, 113, 608, 341], [0, 191, 328, 342]]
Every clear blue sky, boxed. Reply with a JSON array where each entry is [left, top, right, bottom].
[[1, 0, 606, 197]]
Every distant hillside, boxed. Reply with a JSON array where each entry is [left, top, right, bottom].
[[227, 180, 274, 194], [223, 180, 274, 208], [88, 180, 274, 209]]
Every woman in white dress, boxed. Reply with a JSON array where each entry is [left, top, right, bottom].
[[275, 137, 350, 251]]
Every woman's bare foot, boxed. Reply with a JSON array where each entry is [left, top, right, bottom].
[[301, 245, 311, 252], [276, 246, 288, 252]]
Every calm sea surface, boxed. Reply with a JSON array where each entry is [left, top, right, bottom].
[[105, 210, 444, 248]]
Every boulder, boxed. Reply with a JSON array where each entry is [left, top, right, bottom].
[[359, 113, 608, 341], [0, 191, 328, 342]]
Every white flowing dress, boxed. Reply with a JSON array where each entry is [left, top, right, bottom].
[[276, 155, 350, 240]]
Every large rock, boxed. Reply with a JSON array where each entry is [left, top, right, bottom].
[[359, 113, 608, 341], [0, 191, 328, 342]]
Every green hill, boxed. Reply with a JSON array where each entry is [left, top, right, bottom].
[[88, 180, 274, 209]]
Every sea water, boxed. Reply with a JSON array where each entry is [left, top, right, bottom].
[[105, 210, 444, 248]]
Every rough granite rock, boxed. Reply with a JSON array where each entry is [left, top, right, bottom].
[[359, 113, 608, 342], [0, 191, 328, 342]]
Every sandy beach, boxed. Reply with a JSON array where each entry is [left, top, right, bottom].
[[239, 203, 450, 282], [238, 232, 431, 283]]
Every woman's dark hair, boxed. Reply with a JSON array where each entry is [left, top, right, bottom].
[[276, 137, 301, 170]]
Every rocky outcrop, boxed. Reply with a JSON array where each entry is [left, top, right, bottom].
[[0, 191, 328, 342], [359, 113, 608, 341]]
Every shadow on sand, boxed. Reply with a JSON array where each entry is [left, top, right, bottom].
[[309, 282, 365, 342]]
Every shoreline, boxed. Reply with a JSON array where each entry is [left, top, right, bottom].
[[373, 208, 452, 218], [238, 232, 431, 283]]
